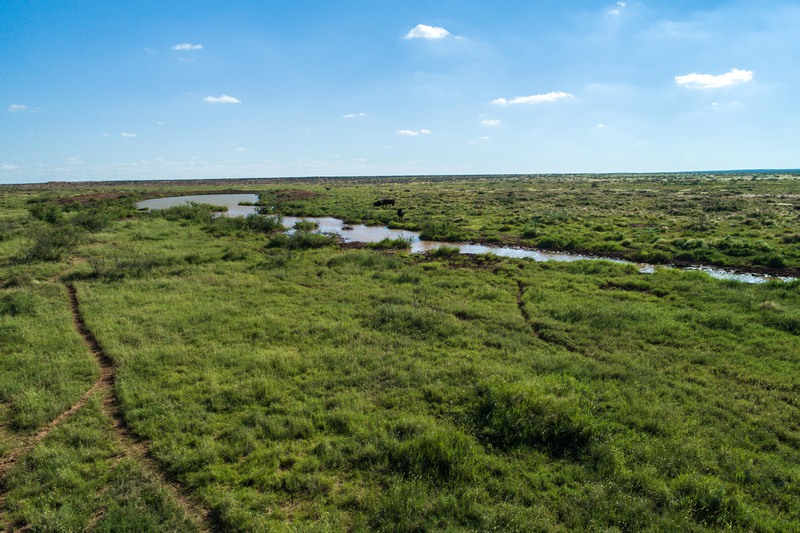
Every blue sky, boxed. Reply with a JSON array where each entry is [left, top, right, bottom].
[[2, 0, 798, 183]]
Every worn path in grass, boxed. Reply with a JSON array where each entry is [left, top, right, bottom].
[[1, 283, 216, 531]]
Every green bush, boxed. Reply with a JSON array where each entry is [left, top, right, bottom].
[[21, 224, 84, 262]]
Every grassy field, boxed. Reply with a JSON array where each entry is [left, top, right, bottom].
[[1, 174, 799, 531]]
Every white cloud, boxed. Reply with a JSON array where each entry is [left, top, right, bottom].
[[121, 132, 136, 138], [204, 94, 241, 104], [675, 68, 753, 89], [234, 147, 249, 153], [405, 24, 450, 40], [479, 136, 490, 140], [8, 104, 29, 112], [173, 43, 203, 51], [1, 163, 18, 171], [481, 119, 501, 126], [342, 112, 367, 119], [397, 129, 432, 136], [609, 1, 627, 15], [492, 92, 574, 105]]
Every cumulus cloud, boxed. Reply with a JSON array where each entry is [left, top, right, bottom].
[[8, 104, 29, 112], [120, 132, 136, 138], [342, 112, 367, 119], [397, 129, 432, 136], [405, 24, 450, 40], [609, 1, 627, 15], [173, 43, 203, 51], [675, 68, 753, 89], [481, 119, 501, 126], [204, 95, 241, 104], [492, 92, 573, 105]]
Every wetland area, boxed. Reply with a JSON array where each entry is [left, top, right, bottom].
[[2, 173, 799, 531]]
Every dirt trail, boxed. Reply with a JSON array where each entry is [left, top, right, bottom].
[[1, 284, 216, 532], [515, 280, 538, 337]]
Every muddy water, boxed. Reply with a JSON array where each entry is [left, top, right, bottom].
[[137, 194, 794, 284], [137, 194, 260, 217]]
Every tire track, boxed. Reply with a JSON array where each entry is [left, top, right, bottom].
[[1, 284, 217, 531], [65, 284, 216, 532], [515, 279, 586, 355]]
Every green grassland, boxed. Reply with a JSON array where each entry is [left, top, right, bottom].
[[1, 174, 799, 531]]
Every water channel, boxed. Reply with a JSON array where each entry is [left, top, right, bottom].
[[136, 194, 795, 284]]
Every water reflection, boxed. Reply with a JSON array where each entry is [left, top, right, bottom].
[[137, 194, 794, 284]]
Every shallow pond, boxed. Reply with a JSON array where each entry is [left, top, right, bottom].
[[137, 194, 794, 284]]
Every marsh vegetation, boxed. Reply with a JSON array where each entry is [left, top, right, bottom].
[[1, 174, 799, 531]]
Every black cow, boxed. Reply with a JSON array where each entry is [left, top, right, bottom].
[[396, 208, 405, 221], [373, 198, 396, 207]]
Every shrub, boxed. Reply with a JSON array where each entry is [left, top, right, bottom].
[[71, 210, 113, 232], [28, 202, 63, 223], [21, 224, 84, 262]]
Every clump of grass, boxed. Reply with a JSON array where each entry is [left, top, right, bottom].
[[370, 301, 461, 339], [326, 250, 402, 271], [0, 291, 39, 316], [292, 220, 319, 232], [387, 425, 480, 482], [206, 214, 284, 236], [430, 245, 460, 259], [368, 237, 412, 250], [419, 221, 464, 242], [473, 378, 598, 459], [267, 232, 337, 250], [87, 244, 167, 279], [156, 202, 225, 223], [672, 473, 752, 528]]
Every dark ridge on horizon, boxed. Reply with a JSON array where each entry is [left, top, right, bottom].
[[3, 168, 799, 188]]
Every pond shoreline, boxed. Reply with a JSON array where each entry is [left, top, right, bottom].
[[136, 194, 797, 284]]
